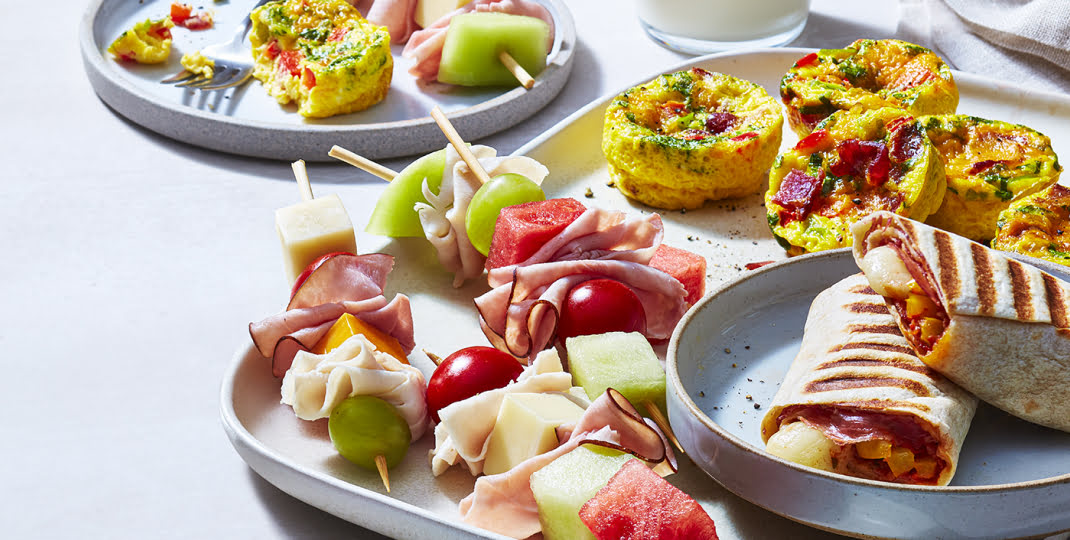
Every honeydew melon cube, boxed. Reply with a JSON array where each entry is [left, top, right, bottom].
[[483, 393, 585, 476], [365, 148, 447, 238], [438, 13, 550, 87], [565, 332, 667, 415], [275, 194, 357, 285], [530, 444, 634, 540]]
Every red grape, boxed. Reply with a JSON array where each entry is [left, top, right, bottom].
[[426, 346, 524, 423], [290, 251, 355, 299], [557, 278, 647, 341]]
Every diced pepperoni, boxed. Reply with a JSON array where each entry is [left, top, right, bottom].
[[799, 112, 828, 131], [705, 112, 738, 134], [793, 129, 831, 153], [888, 121, 923, 163], [830, 139, 890, 186], [690, 67, 712, 78], [660, 101, 688, 118], [772, 169, 822, 222], [968, 160, 1009, 175], [794, 52, 819, 68]]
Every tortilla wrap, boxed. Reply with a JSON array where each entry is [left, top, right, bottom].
[[762, 274, 977, 485], [852, 211, 1070, 432]]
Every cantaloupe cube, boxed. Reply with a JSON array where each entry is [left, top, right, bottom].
[[438, 13, 550, 87], [311, 313, 408, 364], [530, 444, 633, 540], [565, 332, 666, 414]]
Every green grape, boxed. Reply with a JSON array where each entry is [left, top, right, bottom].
[[328, 395, 411, 470], [466, 173, 546, 256]]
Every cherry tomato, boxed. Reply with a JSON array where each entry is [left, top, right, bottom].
[[557, 278, 646, 341], [426, 346, 523, 423], [290, 251, 355, 299]]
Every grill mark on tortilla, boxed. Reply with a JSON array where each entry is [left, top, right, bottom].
[[805, 376, 931, 397], [846, 301, 889, 315], [971, 243, 996, 315], [1008, 261, 1034, 320], [832, 400, 932, 414], [1044, 273, 1069, 328], [848, 323, 902, 335], [833, 342, 916, 355], [849, 284, 877, 295], [818, 358, 934, 375], [934, 231, 960, 300]]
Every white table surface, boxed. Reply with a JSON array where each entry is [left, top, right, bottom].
[[7, 1, 940, 538]]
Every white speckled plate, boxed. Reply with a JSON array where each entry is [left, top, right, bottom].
[[79, 0, 575, 161], [667, 248, 1070, 540]]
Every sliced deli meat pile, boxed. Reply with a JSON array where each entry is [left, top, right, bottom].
[[852, 211, 1070, 432]]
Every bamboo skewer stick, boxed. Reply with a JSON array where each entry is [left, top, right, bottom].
[[292, 159, 314, 201], [423, 349, 444, 366], [429, 106, 493, 185], [498, 51, 535, 89], [328, 145, 399, 181], [644, 401, 685, 457], [374, 455, 392, 492]]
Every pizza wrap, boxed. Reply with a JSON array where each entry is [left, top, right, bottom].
[[852, 211, 1070, 432], [761, 274, 977, 486]]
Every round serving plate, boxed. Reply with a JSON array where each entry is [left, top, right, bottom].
[[667, 248, 1070, 540], [79, 0, 575, 161]]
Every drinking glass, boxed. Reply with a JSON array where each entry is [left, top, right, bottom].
[[637, 0, 811, 54]]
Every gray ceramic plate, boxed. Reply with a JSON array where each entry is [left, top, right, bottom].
[[667, 248, 1070, 540], [79, 0, 575, 161]]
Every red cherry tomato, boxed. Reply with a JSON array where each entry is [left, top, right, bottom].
[[290, 252, 355, 299], [557, 278, 647, 341], [426, 346, 524, 423]]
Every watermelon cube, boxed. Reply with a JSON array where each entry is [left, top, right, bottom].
[[485, 198, 587, 270], [580, 459, 719, 540], [530, 444, 633, 540], [649, 244, 707, 305]]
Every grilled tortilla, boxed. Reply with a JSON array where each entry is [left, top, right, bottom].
[[762, 274, 977, 486], [852, 211, 1070, 432]]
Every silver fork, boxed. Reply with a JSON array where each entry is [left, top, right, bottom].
[[162, 0, 271, 91]]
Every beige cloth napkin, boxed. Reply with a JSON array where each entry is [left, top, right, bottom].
[[898, 0, 1070, 94]]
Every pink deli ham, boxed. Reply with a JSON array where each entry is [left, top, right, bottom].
[[402, 0, 555, 81], [458, 389, 677, 539], [249, 254, 415, 377], [475, 208, 686, 360]]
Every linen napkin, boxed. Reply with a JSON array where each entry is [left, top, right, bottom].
[[898, 0, 1070, 94]]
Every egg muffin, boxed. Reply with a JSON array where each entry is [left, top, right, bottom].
[[766, 107, 946, 254], [919, 115, 1061, 242], [992, 184, 1070, 266], [780, 39, 958, 136], [250, 0, 392, 118], [602, 68, 783, 210], [108, 17, 174, 64]]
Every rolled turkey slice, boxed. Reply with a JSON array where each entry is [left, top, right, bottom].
[[761, 274, 977, 486], [851, 211, 1070, 432]]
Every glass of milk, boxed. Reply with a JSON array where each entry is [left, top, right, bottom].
[[637, 0, 811, 54]]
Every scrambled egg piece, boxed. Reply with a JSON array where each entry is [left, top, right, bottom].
[[781, 39, 958, 136], [108, 17, 175, 64], [992, 184, 1070, 266], [602, 68, 783, 210], [920, 115, 1061, 242], [765, 107, 946, 254], [249, 0, 392, 118], [180, 51, 215, 78]]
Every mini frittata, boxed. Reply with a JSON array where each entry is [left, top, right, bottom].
[[766, 107, 946, 254], [919, 114, 1061, 242], [602, 68, 783, 210], [780, 39, 958, 136], [108, 17, 175, 64], [249, 0, 392, 118], [992, 184, 1070, 266]]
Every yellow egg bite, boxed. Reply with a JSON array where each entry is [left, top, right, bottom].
[[766, 107, 946, 254], [108, 17, 174, 64], [601, 68, 783, 210], [780, 39, 958, 136], [249, 0, 392, 118], [992, 184, 1070, 266], [920, 115, 1061, 242]]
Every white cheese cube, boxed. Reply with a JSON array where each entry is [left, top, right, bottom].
[[275, 194, 357, 285], [483, 393, 585, 476], [415, 0, 473, 28]]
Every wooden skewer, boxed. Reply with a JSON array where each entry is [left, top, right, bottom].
[[292, 159, 314, 201], [429, 106, 493, 185], [328, 145, 398, 181], [423, 349, 444, 366], [498, 50, 535, 89], [374, 454, 391, 492], [644, 401, 685, 457]]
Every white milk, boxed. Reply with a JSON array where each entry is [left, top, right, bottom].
[[637, 0, 810, 43]]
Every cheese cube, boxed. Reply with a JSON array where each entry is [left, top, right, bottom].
[[415, 0, 472, 28], [275, 194, 357, 285], [482, 393, 585, 476]]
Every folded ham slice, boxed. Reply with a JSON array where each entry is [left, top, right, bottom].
[[352, 0, 419, 43], [414, 144, 548, 287], [402, 0, 555, 81], [249, 254, 415, 377], [458, 388, 676, 539], [281, 333, 429, 440]]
